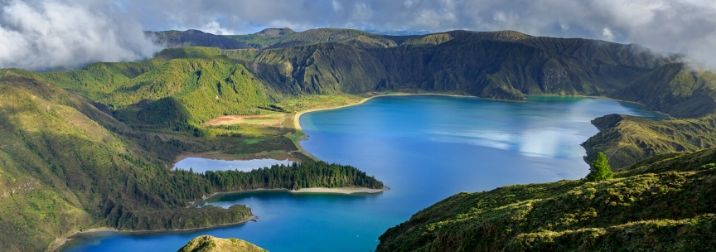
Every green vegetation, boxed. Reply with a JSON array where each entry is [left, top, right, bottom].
[[0, 71, 382, 251], [42, 57, 274, 128], [179, 235, 266, 252], [2, 27, 716, 250], [585, 152, 614, 181], [583, 114, 716, 169], [202, 162, 383, 191], [378, 149, 716, 251]]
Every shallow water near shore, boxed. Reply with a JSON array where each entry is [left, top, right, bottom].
[[63, 95, 659, 252]]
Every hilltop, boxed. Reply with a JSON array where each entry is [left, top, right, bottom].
[[178, 235, 265, 252]]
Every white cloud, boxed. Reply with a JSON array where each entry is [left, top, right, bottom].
[[0, 0, 159, 70], [200, 20, 234, 35], [4, 0, 716, 69], [601, 27, 615, 41]]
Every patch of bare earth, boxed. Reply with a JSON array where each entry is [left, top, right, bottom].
[[204, 114, 286, 127]]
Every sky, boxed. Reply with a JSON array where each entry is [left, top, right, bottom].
[[2, 0, 716, 70]]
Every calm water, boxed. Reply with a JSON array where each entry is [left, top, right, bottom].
[[173, 157, 293, 173], [63, 95, 658, 252]]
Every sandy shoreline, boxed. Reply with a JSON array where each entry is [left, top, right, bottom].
[[292, 92, 476, 130], [200, 186, 385, 202]]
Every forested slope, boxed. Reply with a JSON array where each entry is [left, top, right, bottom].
[[0, 70, 382, 251]]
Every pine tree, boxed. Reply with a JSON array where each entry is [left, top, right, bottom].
[[586, 152, 613, 181]]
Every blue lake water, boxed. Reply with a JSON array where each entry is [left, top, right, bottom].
[[63, 95, 659, 252], [173, 157, 293, 173]]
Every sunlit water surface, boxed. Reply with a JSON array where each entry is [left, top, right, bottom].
[[63, 95, 658, 252]]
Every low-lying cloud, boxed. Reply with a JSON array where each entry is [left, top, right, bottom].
[[2, 0, 716, 69], [0, 0, 159, 70]]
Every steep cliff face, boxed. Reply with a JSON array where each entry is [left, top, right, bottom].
[[232, 30, 674, 103]]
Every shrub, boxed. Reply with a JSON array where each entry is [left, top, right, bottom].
[[586, 152, 614, 181]]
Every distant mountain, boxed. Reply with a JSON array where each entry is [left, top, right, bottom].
[[150, 29, 254, 49], [229, 29, 675, 102], [254, 27, 295, 37]]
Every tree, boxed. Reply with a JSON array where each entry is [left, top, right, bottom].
[[586, 152, 613, 181]]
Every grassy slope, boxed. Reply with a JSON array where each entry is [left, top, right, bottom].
[[178, 235, 266, 252], [0, 74, 95, 251], [42, 52, 274, 127], [0, 71, 257, 251], [0, 70, 382, 251], [378, 149, 716, 251], [584, 114, 716, 169]]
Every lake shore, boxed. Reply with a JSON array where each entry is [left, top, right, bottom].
[[50, 216, 257, 252], [201, 186, 385, 202], [292, 92, 476, 130]]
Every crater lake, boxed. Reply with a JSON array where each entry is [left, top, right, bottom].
[[62, 95, 659, 252]]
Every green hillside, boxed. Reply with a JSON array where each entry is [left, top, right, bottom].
[[42, 55, 274, 128], [584, 114, 716, 169], [378, 148, 716, 251], [0, 70, 382, 251]]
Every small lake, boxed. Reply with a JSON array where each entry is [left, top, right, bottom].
[[173, 157, 293, 173], [63, 95, 659, 252]]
